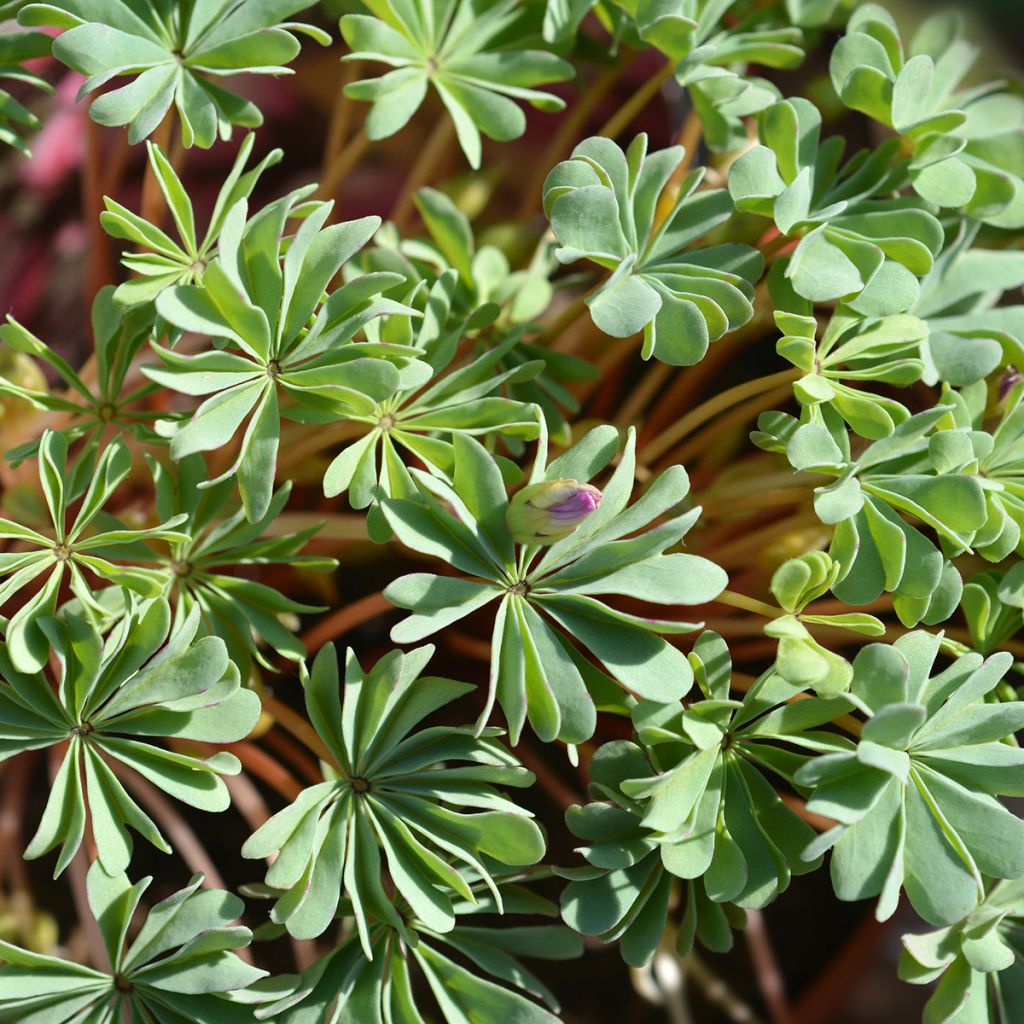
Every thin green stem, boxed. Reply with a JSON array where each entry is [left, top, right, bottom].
[[318, 127, 370, 204], [640, 368, 800, 463], [391, 117, 456, 229], [716, 590, 781, 618], [596, 59, 676, 139]]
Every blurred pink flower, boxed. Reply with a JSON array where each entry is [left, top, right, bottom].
[[21, 73, 86, 192]]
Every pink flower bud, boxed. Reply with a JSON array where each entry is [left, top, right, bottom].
[[506, 479, 602, 545], [1000, 366, 1023, 401]]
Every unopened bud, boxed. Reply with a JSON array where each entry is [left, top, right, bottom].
[[1000, 366, 1023, 401], [506, 479, 602, 544]]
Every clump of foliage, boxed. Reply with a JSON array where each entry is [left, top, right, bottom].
[[0, 1, 1022, 1022]]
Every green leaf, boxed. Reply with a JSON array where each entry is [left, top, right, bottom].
[[242, 643, 542, 950], [3, 601, 255, 874], [546, 135, 759, 365], [342, 0, 572, 167], [36, 1, 326, 148], [801, 634, 1022, 926]]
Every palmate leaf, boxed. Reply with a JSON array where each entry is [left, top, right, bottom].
[[798, 632, 1024, 927], [137, 453, 336, 674], [101, 132, 283, 306], [383, 424, 727, 745], [755, 403, 986, 626], [250, 870, 581, 1024], [0, 430, 190, 673], [20, 0, 330, 148], [341, 0, 574, 169], [729, 96, 944, 315], [0, 287, 165, 466], [0, 860, 266, 1024], [357, 187, 591, 447], [0, 28, 53, 157], [149, 189, 424, 522], [899, 877, 1024, 1024], [831, 4, 1024, 227], [560, 829, 745, 969], [629, 634, 848, 890], [241, 643, 544, 951], [561, 634, 847, 962], [923, 381, 1024, 563], [913, 221, 1024, 388], [0, 599, 259, 875], [559, 635, 849, 966], [666, 0, 805, 154], [541, 2, 803, 152], [324, 271, 542, 537], [774, 304, 927, 439], [544, 133, 762, 365]]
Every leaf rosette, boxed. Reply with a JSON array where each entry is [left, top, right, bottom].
[[899, 877, 1024, 1024], [756, 404, 986, 625], [560, 636, 845, 964], [0, 289, 165, 465], [799, 632, 1024, 927], [250, 870, 581, 1024], [830, 4, 1024, 227], [0, 860, 267, 1024], [141, 454, 337, 673], [383, 424, 728, 744], [149, 194, 424, 522], [775, 307, 927, 439], [323, 270, 542, 539], [21, 0, 330, 147], [341, 0, 574, 168], [101, 133, 282, 306], [0, 599, 259, 874], [729, 96, 944, 314], [545, 133, 762, 365], [241, 643, 544, 949], [0, 430, 189, 672]]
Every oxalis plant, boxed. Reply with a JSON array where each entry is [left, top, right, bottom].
[[0, 1, 1022, 1022]]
